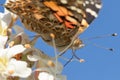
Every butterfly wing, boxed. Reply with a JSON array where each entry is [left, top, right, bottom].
[[43, 0, 102, 34], [39, 0, 102, 52], [5, 0, 102, 52]]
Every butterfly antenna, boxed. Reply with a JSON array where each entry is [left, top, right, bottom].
[[92, 43, 114, 52], [83, 33, 117, 52], [82, 33, 117, 40], [50, 33, 58, 78]]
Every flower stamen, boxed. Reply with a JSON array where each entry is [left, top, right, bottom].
[[47, 60, 55, 67], [8, 70, 14, 75]]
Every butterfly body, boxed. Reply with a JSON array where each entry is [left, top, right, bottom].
[[5, 0, 102, 52]]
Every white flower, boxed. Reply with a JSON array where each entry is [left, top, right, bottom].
[[38, 72, 54, 80], [0, 11, 10, 49], [0, 13, 8, 36], [0, 8, 32, 79], [0, 2, 17, 34], [0, 45, 32, 78], [38, 72, 66, 80], [0, 12, 12, 29], [0, 35, 8, 49], [4, 59, 32, 78], [28, 49, 63, 73], [0, 8, 16, 29], [0, 6, 17, 36], [27, 49, 66, 80]]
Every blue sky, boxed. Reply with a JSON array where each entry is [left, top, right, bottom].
[[0, 0, 120, 80]]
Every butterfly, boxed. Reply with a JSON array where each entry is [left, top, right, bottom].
[[5, 0, 102, 53]]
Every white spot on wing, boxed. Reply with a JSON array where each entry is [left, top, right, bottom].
[[60, 0, 67, 4], [86, 8, 98, 18], [70, 6, 77, 11], [85, 1, 89, 4], [77, 9, 82, 13], [95, 4, 102, 9]]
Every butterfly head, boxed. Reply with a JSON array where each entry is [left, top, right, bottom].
[[72, 38, 85, 50]]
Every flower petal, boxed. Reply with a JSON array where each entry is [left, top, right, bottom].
[[0, 12, 11, 28], [27, 54, 40, 61], [7, 45, 26, 58], [0, 35, 8, 49], [38, 72, 54, 80], [8, 59, 32, 78]]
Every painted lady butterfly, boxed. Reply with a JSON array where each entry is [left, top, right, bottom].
[[5, 0, 102, 53]]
